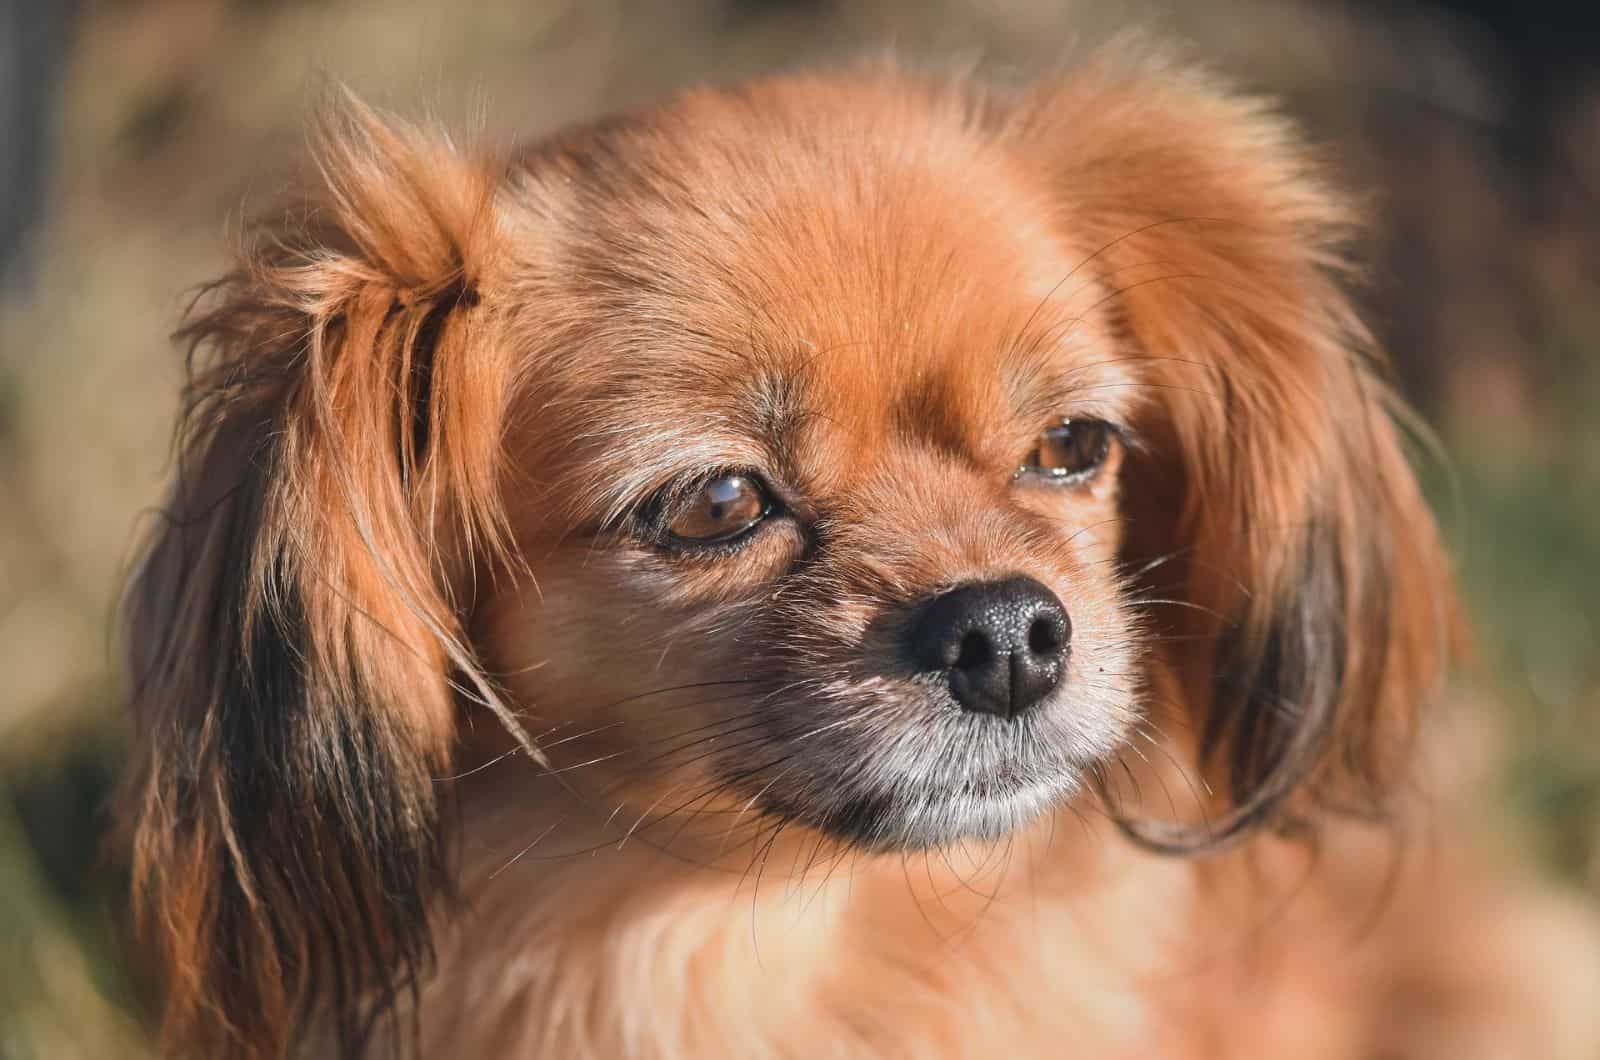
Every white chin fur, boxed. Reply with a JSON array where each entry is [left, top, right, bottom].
[[883, 771, 1081, 849]]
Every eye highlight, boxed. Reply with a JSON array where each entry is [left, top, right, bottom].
[[1018, 419, 1114, 483], [659, 473, 773, 547]]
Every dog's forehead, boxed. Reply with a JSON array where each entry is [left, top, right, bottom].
[[522, 85, 1135, 496], [537, 89, 1103, 357]]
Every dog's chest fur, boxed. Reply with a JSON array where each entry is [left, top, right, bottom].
[[395, 810, 1388, 1060]]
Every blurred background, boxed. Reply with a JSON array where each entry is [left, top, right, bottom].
[[1, 1, 1597, 1055]]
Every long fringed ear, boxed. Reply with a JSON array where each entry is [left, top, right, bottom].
[[119, 96, 523, 1057], [1013, 46, 1459, 846]]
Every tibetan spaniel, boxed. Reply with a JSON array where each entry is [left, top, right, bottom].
[[119, 44, 1600, 1059]]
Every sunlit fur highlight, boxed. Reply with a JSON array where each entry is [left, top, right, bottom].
[[119, 44, 1600, 1060]]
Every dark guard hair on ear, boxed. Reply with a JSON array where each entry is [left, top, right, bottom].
[[117, 96, 527, 1058], [1009, 43, 1460, 848]]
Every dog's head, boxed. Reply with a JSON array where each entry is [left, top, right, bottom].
[[121, 51, 1455, 1057]]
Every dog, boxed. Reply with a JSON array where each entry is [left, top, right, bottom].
[[119, 42, 1600, 1058]]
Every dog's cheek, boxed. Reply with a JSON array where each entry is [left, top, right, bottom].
[[1012, 463, 1128, 565], [1059, 564, 1144, 750], [474, 548, 766, 776]]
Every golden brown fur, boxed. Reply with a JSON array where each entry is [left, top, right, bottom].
[[119, 44, 1600, 1058]]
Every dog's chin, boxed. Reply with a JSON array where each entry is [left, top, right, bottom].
[[797, 772, 1081, 852], [744, 723, 1103, 852]]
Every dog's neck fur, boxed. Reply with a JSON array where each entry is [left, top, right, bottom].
[[365, 737, 1352, 1060], [350, 742, 1600, 1060], [412, 779, 1191, 1059]]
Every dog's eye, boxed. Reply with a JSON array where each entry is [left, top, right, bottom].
[[1019, 419, 1113, 482], [662, 474, 772, 546]]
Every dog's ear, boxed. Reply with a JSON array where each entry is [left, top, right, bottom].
[[1013, 46, 1460, 845], [120, 97, 519, 1057]]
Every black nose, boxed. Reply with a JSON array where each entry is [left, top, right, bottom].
[[910, 576, 1070, 718]]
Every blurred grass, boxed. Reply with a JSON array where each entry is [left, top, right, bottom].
[[1433, 328, 1600, 885], [1, 1, 1597, 1056]]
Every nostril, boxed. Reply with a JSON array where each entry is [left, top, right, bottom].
[[1027, 616, 1061, 656], [954, 631, 991, 671]]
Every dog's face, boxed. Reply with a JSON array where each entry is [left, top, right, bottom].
[[484, 112, 1145, 848], [121, 58, 1456, 1056]]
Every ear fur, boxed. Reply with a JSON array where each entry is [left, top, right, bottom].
[[120, 95, 516, 1057], [1012, 44, 1459, 844]]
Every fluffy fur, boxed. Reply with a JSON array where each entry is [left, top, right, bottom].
[[119, 45, 1600, 1059]]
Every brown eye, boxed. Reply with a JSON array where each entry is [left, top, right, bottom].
[[663, 474, 772, 546], [1021, 419, 1113, 482]]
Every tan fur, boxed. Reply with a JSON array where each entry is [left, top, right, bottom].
[[120, 46, 1600, 1059]]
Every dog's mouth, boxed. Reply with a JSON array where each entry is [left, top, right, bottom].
[[755, 763, 1077, 851], [724, 704, 1105, 851], [680, 611, 1140, 851]]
